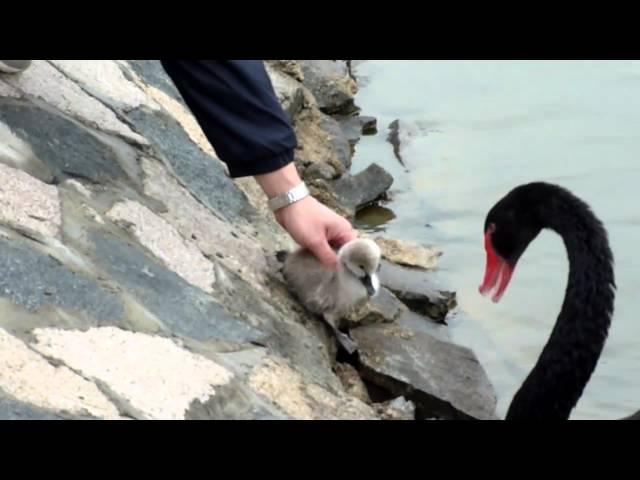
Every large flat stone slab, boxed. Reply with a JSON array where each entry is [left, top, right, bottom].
[[0, 328, 121, 419], [126, 60, 184, 104], [32, 327, 234, 420], [0, 236, 124, 324], [247, 357, 377, 420], [140, 157, 271, 294], [126, 106, 255, 222], [0, 99, 136, 186], [106, 200, 216, 294], [345, 287, 407, 328], [353, 322, 497, 420], [329, 163, 394, 214], [378, 260, 457, 322], [0, 162, 61, 238], [51, 60, 157, 112], [186, 377, 290, 420], [3, 60, 146, 144], [87, 230, 266, 345]]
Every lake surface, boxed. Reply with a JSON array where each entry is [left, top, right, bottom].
[[350, 60, 640, 420]]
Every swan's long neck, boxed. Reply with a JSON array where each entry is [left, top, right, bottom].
[[506, 188, 615, 420]]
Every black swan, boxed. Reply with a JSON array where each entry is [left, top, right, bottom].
[[478, 182, 634, 420]]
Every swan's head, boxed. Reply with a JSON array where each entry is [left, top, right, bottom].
[[338, 238, 382, 297], [479, 184, 546, 303]]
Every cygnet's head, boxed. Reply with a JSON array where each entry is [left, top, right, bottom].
[[338, 238, 382, 297]]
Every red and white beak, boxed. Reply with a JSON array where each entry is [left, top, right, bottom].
[[479, 229, 514, 303]]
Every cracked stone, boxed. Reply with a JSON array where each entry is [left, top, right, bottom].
[[0, 236, 124, 323], [51, 60, 158, 112], [248, 357, 377, 420], [0, 162, 61, 238], [86, 230, 266, 345], [3, 60, 147, 145], [353, 322, 497, 420], [127, 106, 255, 223], [0, 99, 138, 187], [0, 328, 121, 419], [32, 326, 234, 420], [107, 200, 216, 294]]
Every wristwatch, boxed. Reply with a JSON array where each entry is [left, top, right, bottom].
[[267, 182, 310, 212]]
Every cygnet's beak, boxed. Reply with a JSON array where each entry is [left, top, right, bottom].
[[361, 274, 376, 297]]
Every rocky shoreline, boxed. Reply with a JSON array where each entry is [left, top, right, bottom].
[[0, 60, 497, 420]]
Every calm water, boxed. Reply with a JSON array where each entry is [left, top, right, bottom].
[[351, 60, 640, 420]]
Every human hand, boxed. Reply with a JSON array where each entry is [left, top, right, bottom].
[[275, 196, 356, 269], [255, 162, 356, 268]]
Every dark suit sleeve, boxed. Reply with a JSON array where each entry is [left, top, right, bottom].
[[161, 60, 298, 178]]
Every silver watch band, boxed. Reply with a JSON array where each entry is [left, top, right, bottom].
[[267, 182, 310, 212]]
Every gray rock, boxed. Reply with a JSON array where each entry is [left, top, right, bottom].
[[203, 263, 338, 389], [0, 236, 124, 325], [352, 322, 497, 420], [336, 116, 360, 146], [335, 363, 371, 404], [338, 115, 378, 145], [207, 265, 341, 390], [204, 262, 277, 328], [329, 163, 394, 214], [374, 396, 416, 420], [126, 106, 255, 223], [126, 60, 184, 104], [185, 343, 337, 418], [294, 108, 352, 180], [265, 60, 304, 83], [369, 287, 407, 322], [361, 117, 378, 135], [241, 355, 377, 420], [317, 112, 353, 171], [0, 99, 131, 185], [266, 65, 305, 121], [267, 318, 344, 392], [304, 162, 337, 181], [373, 237, 442, 270], [87, 230, 267, 345], [396, 309, 450, 343], [186, 377, 290, 420], [344, 287, 406, 328], [378, 260, 457, 322], [0, 392, 65, 420], [300, 61, 358, 115]]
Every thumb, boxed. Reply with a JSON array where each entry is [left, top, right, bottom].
[[309, 239, 338, 269]]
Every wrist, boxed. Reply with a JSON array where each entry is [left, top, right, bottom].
[[267, 182, 310, 213], [255, 163, 311, 214], [255, 163, 303, 198]]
